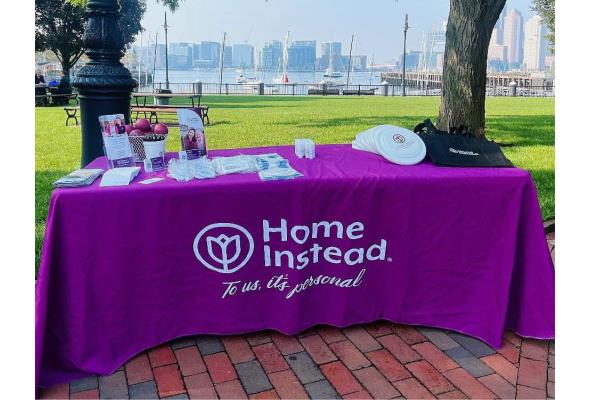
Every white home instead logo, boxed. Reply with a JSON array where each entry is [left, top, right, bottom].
[[193, 219, 387, 273], [193, 223, 254, 274]]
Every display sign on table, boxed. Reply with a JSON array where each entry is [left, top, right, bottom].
[[98, 114, 135, 168], [177, 109, 207, 160]]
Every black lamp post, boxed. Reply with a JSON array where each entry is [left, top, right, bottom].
[[72, 0, 138, 167]]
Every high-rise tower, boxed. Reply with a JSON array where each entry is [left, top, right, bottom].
[[503, 9, 524, 68], [523, 15, 548, 71]]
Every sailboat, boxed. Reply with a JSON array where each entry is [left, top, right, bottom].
[[315, 42, 343, 90], [368, 54, 375, 86], [323, 43, 343, 79], [272, 31, 291, 84], [236, 67, 258, 84], [235, 69, 247, 84]]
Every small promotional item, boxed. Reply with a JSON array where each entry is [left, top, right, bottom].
[[98, 114, 135, 168], [352, 126, 380, 154], [258, 166, 303, 181], [353, 125, 426, 166], [127, 120, 169, 162], [177, 109, 207, 160], [375, 127, 426, 165], [139, 177, 164, 185], [413, 119, 514, 167], [53, 169, 104, 188], [294, 139, 316, 159], [255, 153, 291, 170], [167, 158, 216, 182], [142, 134, 167, 172], [255, 153, 303, 181], [99, 166, 140, 187], [294, 139, 305, 158], [211, 155, 258, 175]]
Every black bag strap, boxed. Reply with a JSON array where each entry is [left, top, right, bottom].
[[413, 118, 438, 134], [414, 119, 479, 138]]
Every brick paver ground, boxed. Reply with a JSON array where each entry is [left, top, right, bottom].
[[39, 235, 555, 400]]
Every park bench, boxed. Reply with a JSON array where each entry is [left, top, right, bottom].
[[342, 88, 377, 96], [131, 105, 210, 126], [64, 106, 80, 126], [36, 93, 79, 107], [308, 88, 341, 96]]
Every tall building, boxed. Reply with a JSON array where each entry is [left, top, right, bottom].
[[491, 6, 507, 45], [155, 44, 166, 69], [232, 44, 254, 68], [399, 50, 421, 71], [523, 15, 547, 71], [488, 28, 507, 71], [319, 42, 343, 70], [545, 54, 555, 71], [340, 55, 368, 72], [260, 40, 283, 70], [169, 42, 193, 69], [353, 55, 367, 71], [418, 29, 445, 72], [488, 41, 508, 71], [487, 6, 508, 71], [288, 41, 316, 71], [193, 41, 221, 69], [503, 9, 524, 68], [223, 46, 233, 68]]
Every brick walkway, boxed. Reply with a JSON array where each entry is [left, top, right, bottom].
[[39, 235, 555, 400]]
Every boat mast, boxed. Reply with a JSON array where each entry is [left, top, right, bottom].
[[328, 43, 334, 73], [219, 32, 226, 94], [254, 47, 259, 80], [283, 31, 290, 82], [152, 32, 158, 90], [145, 30, 150, 87], [369, 53, 374, 86], [346, 34, 355, 88], [138, 33, 143, 85]]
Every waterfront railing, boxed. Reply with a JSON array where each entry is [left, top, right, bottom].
[[135, 82, 554, 97]]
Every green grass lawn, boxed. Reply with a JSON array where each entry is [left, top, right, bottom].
[[35, 95, 555, 270]]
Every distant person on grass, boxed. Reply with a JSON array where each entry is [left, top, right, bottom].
[[35, 72, 46, 85]]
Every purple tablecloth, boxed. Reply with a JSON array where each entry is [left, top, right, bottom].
[[36, 144, 554, 387]]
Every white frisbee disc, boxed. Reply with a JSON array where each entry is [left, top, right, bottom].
[[375, 126, 426, 165], [355, 126, 380, 153]]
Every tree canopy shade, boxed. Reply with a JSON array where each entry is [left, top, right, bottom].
[[36, 0, 182, 91], [35, 0, 85, 91], [437, 0, 506, 136], [70, 0, 183, 11], [532, 0, 555, 51]]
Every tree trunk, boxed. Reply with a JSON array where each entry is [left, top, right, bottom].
[[438, 0, 506, 136], [58, 62, 72, 93]]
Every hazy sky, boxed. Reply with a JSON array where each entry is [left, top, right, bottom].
[[139, 0, 535, 63]]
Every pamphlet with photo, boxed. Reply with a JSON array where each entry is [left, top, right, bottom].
[[177, 109, 207, 160], [98, 114, 135, 168], [142, 135, 167, 172]]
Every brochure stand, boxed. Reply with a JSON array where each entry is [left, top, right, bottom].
[[177, 109, 207, 160], [98, 114, 135, 168]]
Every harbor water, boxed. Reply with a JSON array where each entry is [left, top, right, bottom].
[[151, 69, 384, 86]]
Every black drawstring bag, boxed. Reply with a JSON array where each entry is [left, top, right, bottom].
[[413, 119, 514, 168]]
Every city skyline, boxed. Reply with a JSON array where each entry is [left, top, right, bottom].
[[133, 11, 550, 73], [137, 0, 536, 64]]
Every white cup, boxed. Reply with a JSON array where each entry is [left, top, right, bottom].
[[143, 139, 166, 172]]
